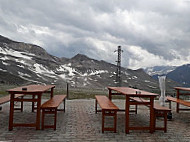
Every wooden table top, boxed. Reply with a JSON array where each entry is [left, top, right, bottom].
[[108, 87, 158, 97], [7, 84, 55, 94]]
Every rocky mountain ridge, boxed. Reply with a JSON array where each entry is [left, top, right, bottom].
[[145, 65, 190, 87], [167, 64, 190, 87], [0, 35, 178, 92]]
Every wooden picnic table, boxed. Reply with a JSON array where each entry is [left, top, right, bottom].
[[107, 87, 158, 134], [7, 84, 55, 130]]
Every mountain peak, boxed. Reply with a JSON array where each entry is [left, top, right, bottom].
[[71, 54, 91, 61]]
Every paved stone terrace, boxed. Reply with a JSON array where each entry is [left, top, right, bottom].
[[0, 99, 190, 142]]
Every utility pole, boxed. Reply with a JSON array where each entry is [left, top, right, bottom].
[[114, 46, 123, 87]]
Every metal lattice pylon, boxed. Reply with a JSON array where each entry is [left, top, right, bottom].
[[114, 46, 123, 86]]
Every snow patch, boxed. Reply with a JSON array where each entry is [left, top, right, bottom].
[[18, 71, 31, 77], [88, 70, 108, 76], [132, 76, 137, 79], [58, 65, 76, 76], [2, 61, 9, 65], [0, 46, 34, 60], [0, 68, 7, 72], [34, 63, 54, 74]]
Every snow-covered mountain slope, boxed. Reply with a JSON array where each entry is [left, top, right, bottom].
[[0, 35, 178, 92]]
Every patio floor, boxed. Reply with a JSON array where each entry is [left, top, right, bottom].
[[0, 99, 190, 142]]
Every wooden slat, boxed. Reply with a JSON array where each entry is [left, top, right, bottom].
[[166, 96, 190, 107], [95, 96, 119, 110], [41, 95, 66, 109]]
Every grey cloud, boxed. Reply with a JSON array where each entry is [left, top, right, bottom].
[[0, 0, 190, 69]]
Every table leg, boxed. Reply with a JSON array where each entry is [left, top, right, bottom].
[[51, 88, 54, 98], [176, 89, 179, 113], [32, 95, 35, 112], [36, 94, 42, 130], [125, 96, 130, 134], [150, 96, 154, 133], [108, 89, 112, 100], [9, 93, 15, 131]]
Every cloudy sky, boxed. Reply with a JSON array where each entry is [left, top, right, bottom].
[[0, 0, 190, 69]]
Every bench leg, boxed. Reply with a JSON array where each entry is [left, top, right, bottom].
[[54, 108, 57, 130], [20, 96, 24, 112], [154, 111, 168, 133], [41, 109, 45, 130], [62, 99, 66, 112], [64, 99, 65, 112], [135, 104, 138, 114], [102, 110, 105, 133], [154, 111, 157, 132], [168, 100, 172, 109], [42, 109, 57, 130], [101, 110, 117, 133], [9, 94, 15, 131], [176, 90, 179, 113], [114, 110, 117, 133], [32, 95, 35, 112], [164, 112, 167, 133]]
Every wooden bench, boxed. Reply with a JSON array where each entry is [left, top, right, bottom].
[[95, 95, 119, 133], [0, 94, 25, 111], [41, 95, 67, 130], [130, 97, 171, 132], [166, 96, 190, 112]]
